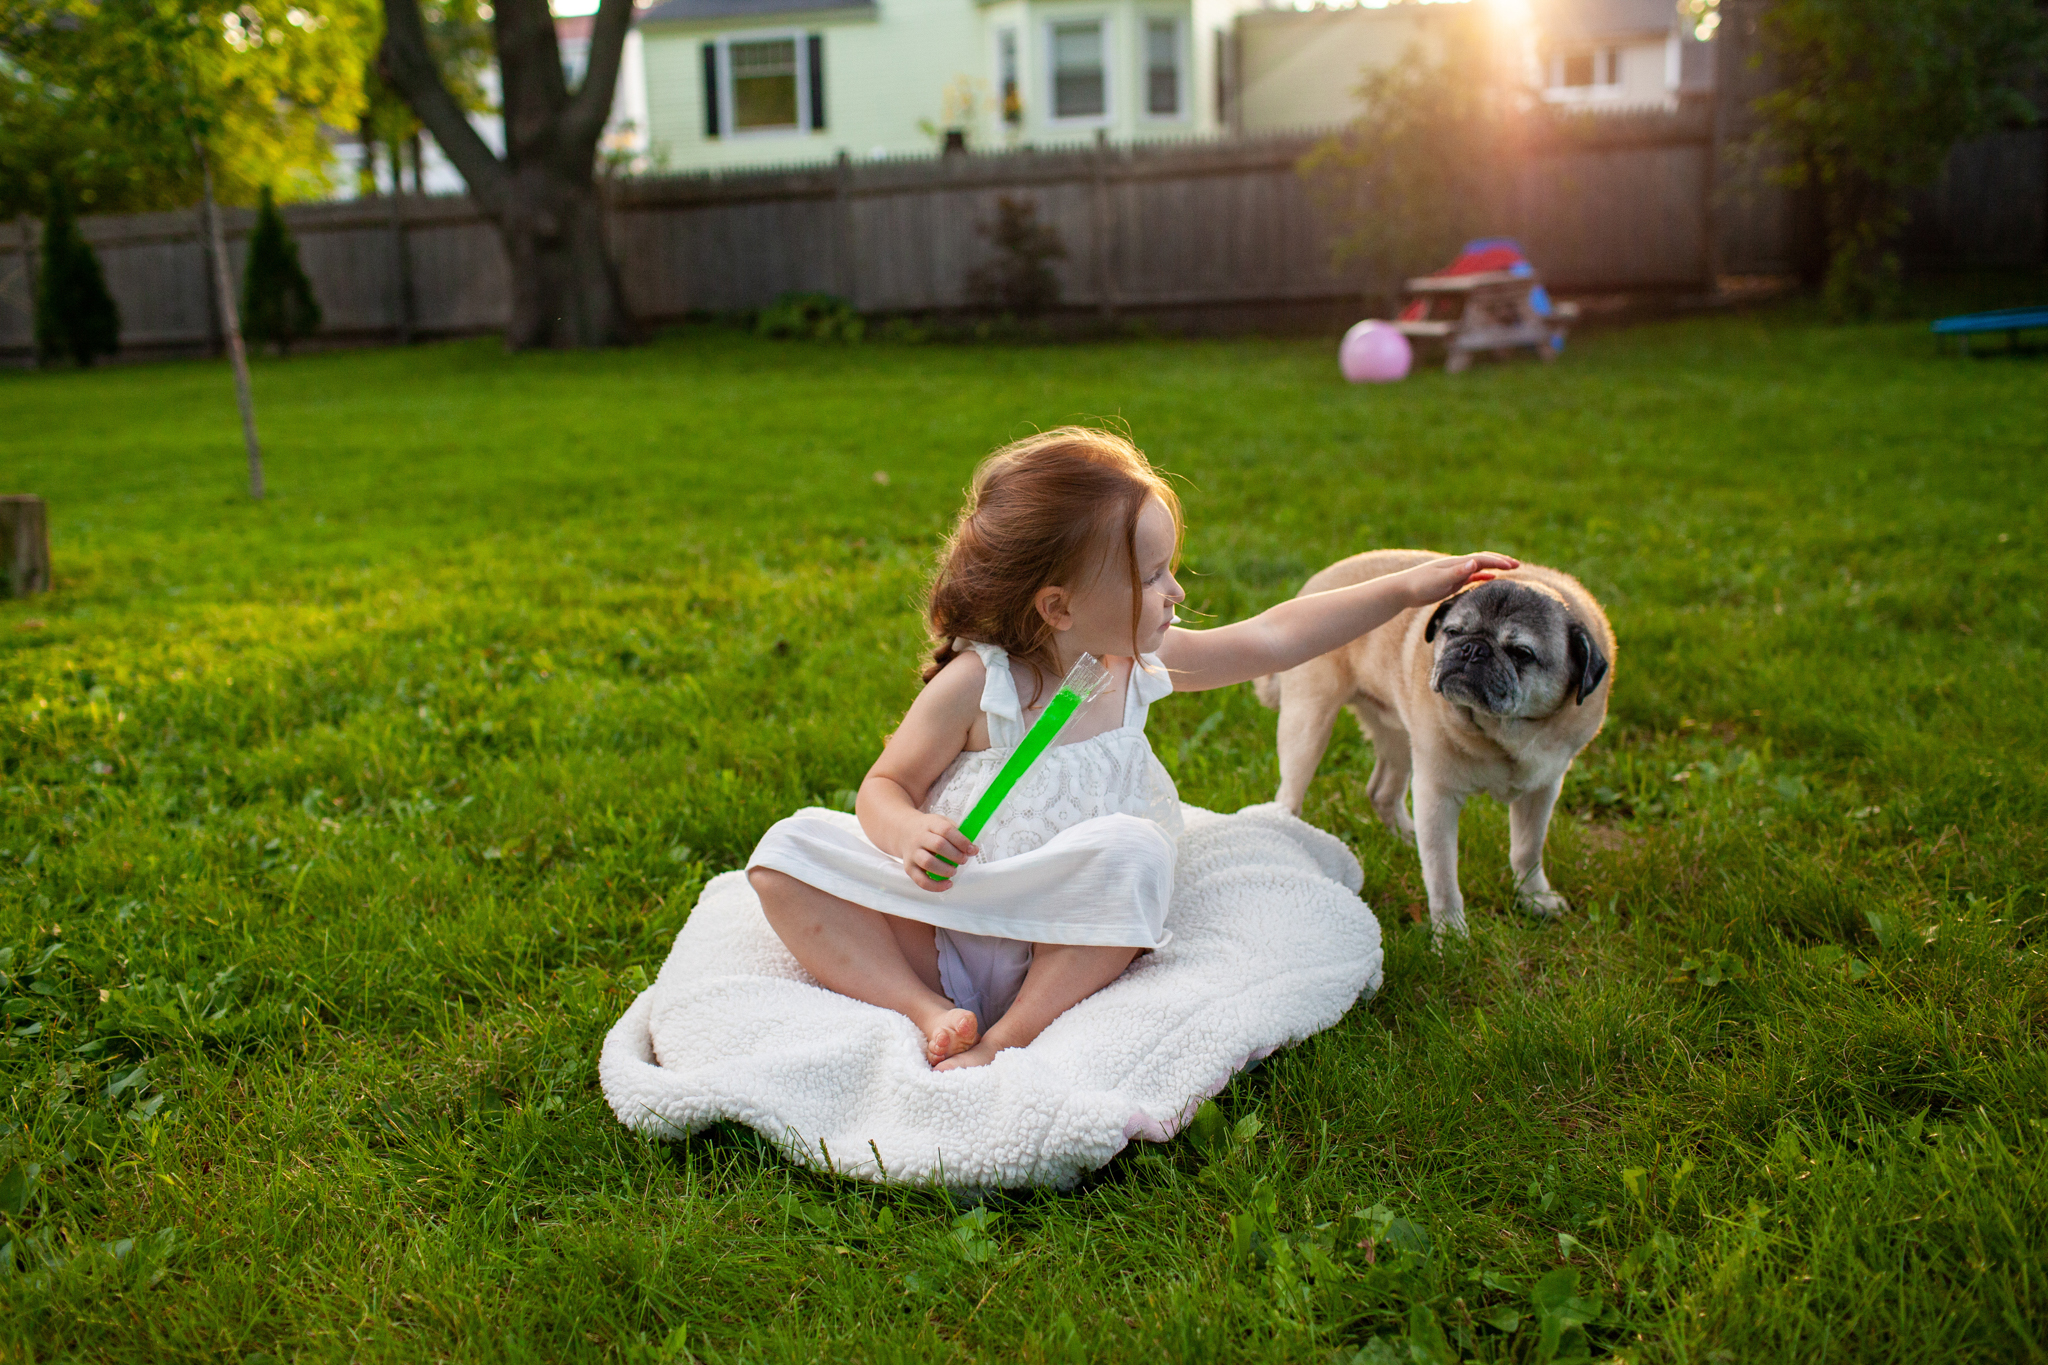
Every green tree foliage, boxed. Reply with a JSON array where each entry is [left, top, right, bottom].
[[240, 186, 322, 353], [32, 184, 121, 367], [0, 0, 379, 213], [1751, 0, 2048, 319], [0, 7, 189, 217], [1298, 10, 1533, 301]]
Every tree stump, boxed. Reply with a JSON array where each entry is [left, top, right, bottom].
[[0, 496, 51, 598]]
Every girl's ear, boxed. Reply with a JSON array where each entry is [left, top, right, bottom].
[[1034, 585, 1073, 631]]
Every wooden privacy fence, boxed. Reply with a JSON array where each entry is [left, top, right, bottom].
[[2, 112, 2041, 360]]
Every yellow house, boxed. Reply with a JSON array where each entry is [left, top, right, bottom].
[[635, 0, 1267, 169], [631, 0, 1719, 172]]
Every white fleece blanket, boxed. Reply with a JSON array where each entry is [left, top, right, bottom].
[[599, 803, 1383, 1189]]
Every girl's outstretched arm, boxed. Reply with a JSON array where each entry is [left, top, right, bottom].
[[1156, 553, 1518, 692], [857, 652, 989, 890]]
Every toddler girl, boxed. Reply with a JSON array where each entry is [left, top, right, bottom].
[[747, 428, 1512, 1069]]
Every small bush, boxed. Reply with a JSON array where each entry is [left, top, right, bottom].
[[755, 292, 865, 343], [34, 185, 120, 368], [965, 196, 1065, 317], [240, 187, 323, 354], [876, 316, 931, 344]]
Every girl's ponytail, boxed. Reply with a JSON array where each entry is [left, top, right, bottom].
[[921, 637, 961, 685]]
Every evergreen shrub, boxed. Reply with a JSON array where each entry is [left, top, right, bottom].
[[241, 187, 323, 354], [33, 185, 120, 368]]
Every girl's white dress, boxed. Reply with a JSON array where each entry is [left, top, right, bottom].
[[746, 642, 1183, 1025]]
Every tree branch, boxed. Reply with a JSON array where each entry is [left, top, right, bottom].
[[497, 0, 569, 164], [561, 0, 636, 156], [380, 0, 508, 209]]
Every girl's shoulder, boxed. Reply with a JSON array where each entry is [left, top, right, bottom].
[[910, 648, 989, 723], [900, 648, 992, 755], [928, 646, 988, 696]]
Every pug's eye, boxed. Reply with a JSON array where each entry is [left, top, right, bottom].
[[1505, 645, 1537, 666]]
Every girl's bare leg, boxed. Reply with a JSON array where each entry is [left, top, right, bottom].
[[884, 913, 945, 996], [933, 943, 1140, 1071], [747, 867, 978, 1064]]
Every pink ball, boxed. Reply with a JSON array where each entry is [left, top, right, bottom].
[[1339, 319, 1413, 383]]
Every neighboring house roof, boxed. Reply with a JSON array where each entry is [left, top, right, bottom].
[[638, 0, 875, 22], [1534, 0, 1677, 43]]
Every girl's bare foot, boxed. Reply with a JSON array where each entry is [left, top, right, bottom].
[[933, 1038, 1002, 1071], [923, 1008, 979, 1066]]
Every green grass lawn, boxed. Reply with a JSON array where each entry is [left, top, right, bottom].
[[1, 303, 2045, 1363]]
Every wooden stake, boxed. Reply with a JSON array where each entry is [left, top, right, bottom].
[[198, 142, 266, 500]]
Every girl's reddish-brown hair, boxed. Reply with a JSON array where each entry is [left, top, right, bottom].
[[923, 427, 1182, 690]]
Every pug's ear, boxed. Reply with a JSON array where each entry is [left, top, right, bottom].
[[1567, 622, 1609, 705], [1424, 596, 1459, 643]]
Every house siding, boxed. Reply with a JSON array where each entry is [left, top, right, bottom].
[[639, 0, 1234, 173], [642, 0, 980, 170], [1234, 5, 1447, 135]]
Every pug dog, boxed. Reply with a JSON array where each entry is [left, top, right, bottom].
[[1254, 550, 1614, 938]]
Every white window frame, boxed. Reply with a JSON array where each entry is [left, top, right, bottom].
[[1544, 45, 1623, 99], [715, 29, 813, 139], [1044, 14, 1114, 128], [1137, 13, 1187, 121]]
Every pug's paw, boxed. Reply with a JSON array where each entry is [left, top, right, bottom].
[[1429, 909, 1470, 948], [1517, 889, 1570, 920]]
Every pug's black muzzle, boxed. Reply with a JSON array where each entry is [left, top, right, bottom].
[[1433, 639, 1519, 715]]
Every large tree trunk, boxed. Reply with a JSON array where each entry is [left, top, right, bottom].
[[381, 0, 638, 350], [500, 167, 631, 350]]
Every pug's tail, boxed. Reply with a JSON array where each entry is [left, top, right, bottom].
[[1252, 673, 1280, 710]]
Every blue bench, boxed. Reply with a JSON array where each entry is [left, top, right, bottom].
[[1931, 307, 2048, 353]]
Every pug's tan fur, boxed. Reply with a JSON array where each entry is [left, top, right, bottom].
[[1254, 550, 1616, 938]]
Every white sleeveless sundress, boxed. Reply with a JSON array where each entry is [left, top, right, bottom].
[[746, 643, 1184, 1023]]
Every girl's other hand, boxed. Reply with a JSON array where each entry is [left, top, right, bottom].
[[903, 814, 978, 891], [1404, 552, 1520, 607]]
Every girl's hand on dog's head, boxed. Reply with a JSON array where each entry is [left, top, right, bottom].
[[1406, 553, 1519, 606]]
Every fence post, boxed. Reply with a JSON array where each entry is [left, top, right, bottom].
[[834, 149, 857, 307], [1092, 129, 1118, 323], [198, 205, 223, 357], [1701, 95, 1721, 287], [388, 190, 415, 345], [15, 217, 36, 366]]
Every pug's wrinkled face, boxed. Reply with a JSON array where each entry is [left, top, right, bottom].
[[1425, 581, 1583, 719]]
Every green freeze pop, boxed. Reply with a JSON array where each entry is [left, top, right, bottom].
[[925, 652, 1113, 882]]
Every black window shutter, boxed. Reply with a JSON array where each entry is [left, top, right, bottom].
[[702, 42, 720, 138], [807, 33, 826, 130]]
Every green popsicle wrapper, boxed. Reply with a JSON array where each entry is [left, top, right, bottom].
[[925, 653, 1111, 882]]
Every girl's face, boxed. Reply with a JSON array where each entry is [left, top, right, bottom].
[[1051, 496, 1185, 660]]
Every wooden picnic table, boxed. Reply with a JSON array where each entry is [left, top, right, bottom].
[[1394, 270, 1580, 373]]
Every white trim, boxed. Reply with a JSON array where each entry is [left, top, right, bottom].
[[1044, 13, 1114, 128], [1137, 11, 1187, 122], [714, 29, 814, 139]]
